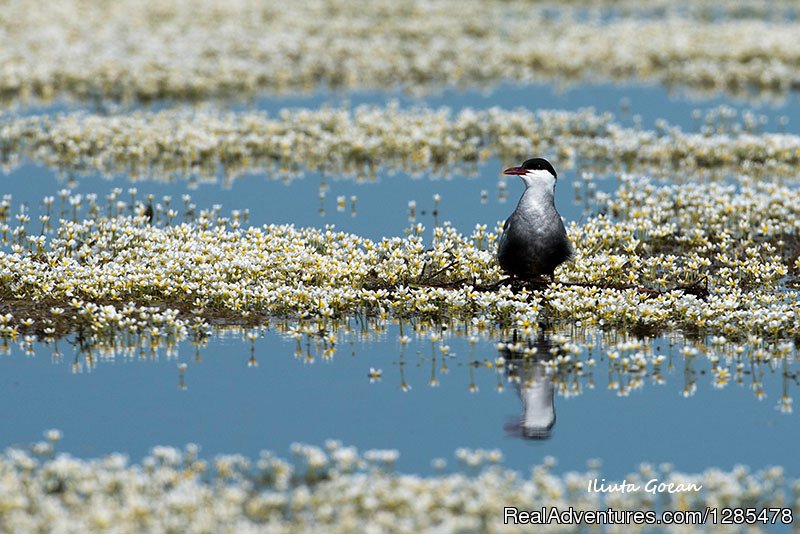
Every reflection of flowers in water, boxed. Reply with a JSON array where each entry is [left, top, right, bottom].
[[232, 321, 797, 413], [368, 367, 382, 383], [1, 303, 797, 409], [367, 328, 796, 413], [1, 429, 795, 532]]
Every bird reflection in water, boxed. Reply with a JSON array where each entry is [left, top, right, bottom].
[[501, 334, 557, 440]]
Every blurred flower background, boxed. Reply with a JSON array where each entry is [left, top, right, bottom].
[[2, 0, 800, 531]]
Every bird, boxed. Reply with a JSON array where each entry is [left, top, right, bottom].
[[497, 157, 572, 281]]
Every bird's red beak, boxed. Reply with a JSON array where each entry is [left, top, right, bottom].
[[503, 166, 527, 175]]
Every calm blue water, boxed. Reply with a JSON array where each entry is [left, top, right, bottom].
[[16, 80, 799, 131], [0, 328, 796, 479], [1, 81, 798, 482]]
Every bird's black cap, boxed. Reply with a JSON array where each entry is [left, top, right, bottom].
[[521, 158, 557, 178]]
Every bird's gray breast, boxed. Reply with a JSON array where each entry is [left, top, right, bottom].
[[497, 195, 571, 277]]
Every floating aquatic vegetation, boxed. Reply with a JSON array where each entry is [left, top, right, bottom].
[[0, 175, 799, 345], [0, 431, 794, 533], [3, 0, 800, 106], [1, 106, 798, 185]]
